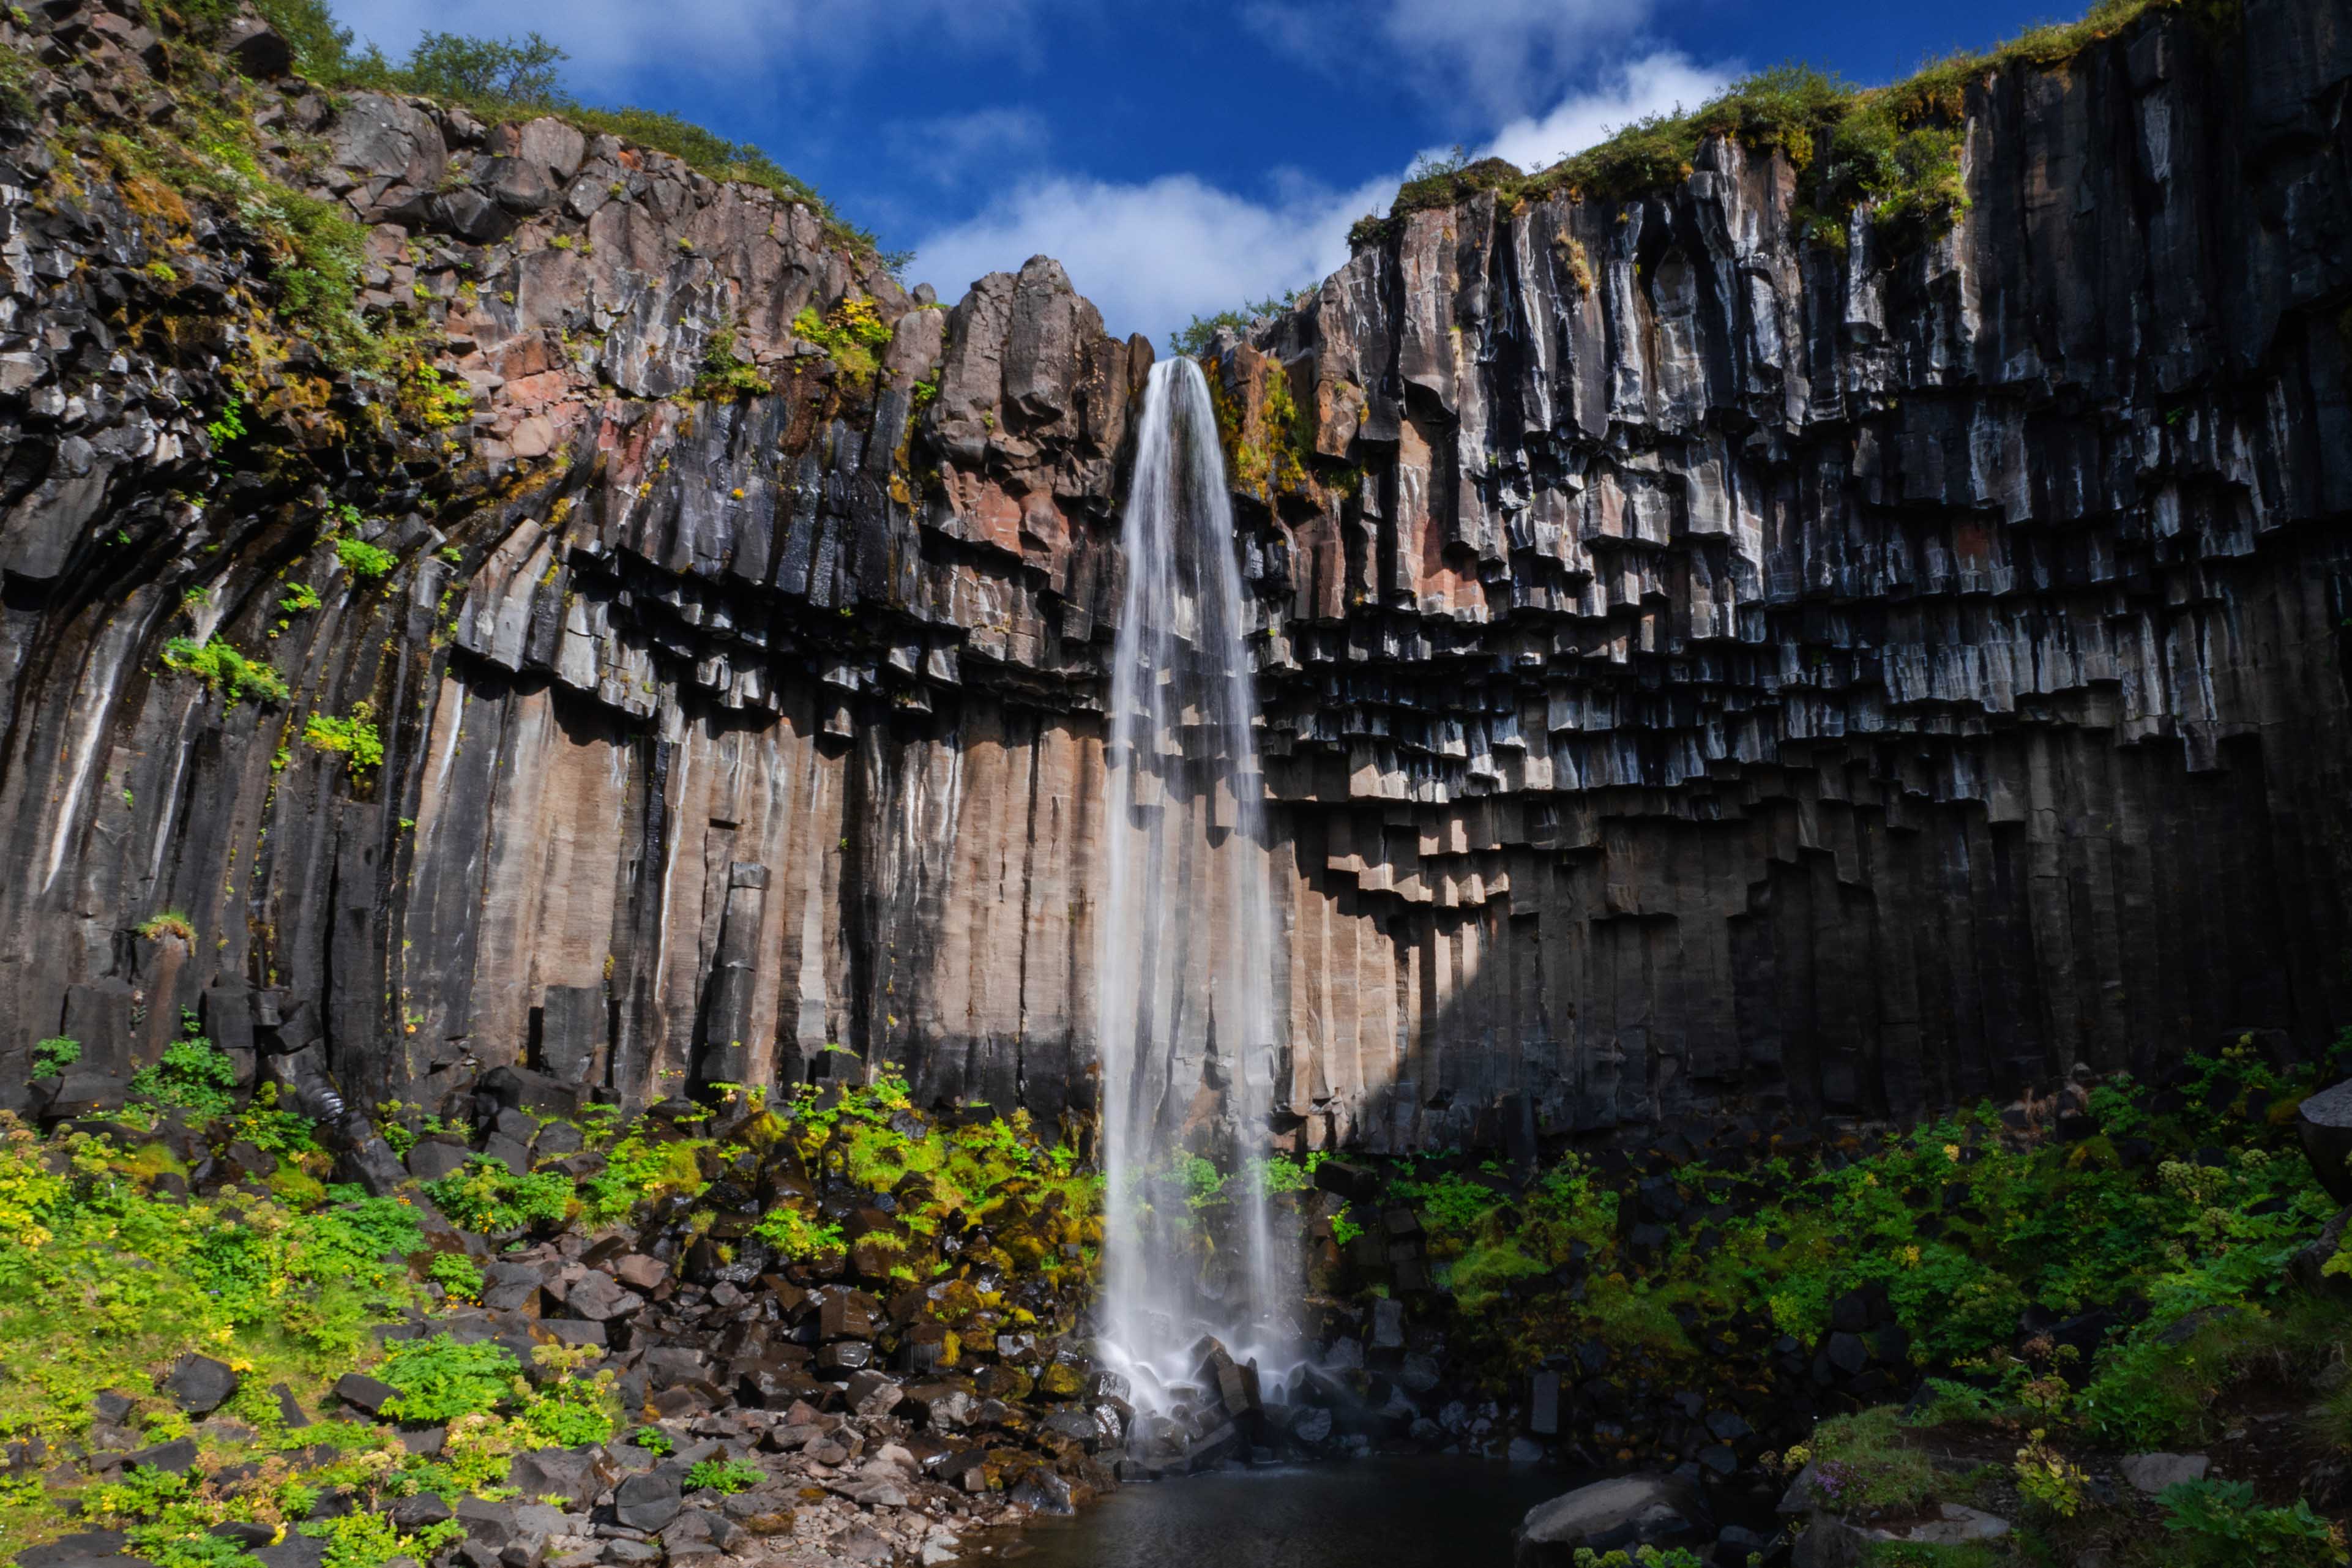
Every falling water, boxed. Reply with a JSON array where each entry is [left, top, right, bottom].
[[1095, 357, 1296, 1447]]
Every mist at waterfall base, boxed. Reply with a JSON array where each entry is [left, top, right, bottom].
[[1090, 357, 1312, 1459]]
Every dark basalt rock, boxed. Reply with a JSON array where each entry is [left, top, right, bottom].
[[161, 1356, 237, 1417], [0, 0, 2342, 1168]]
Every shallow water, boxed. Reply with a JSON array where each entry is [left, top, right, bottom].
[[974, 1457, 1566, 1568]]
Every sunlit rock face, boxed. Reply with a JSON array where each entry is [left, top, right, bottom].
[[1, 1, 2349, 1154]]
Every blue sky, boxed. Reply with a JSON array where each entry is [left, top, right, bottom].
[[332, 0, 2072, 342]]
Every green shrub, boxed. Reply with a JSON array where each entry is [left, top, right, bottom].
[[789, 297, 892, 389], [301, 1509, 465, 1568], [1171, 291, 1304, 357], [750, 1204, 844, 1261], [334, 536, 398, 578], [303, 704, 384, 779], [518, 1342, 615, 1446], [2159, 1478, 2345, 1567], [426, 1252, 483, 1301], [137, 910, 196, 942], [681, 1457, 762, 1495], [372, 1335, 522, 1425], [31, 1038, 80, 1077], [423, 1158, 575, 1232], [128, 1015, 237, 1118]]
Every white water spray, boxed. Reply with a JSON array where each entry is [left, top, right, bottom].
[[1095, 358, 1298, 1450]]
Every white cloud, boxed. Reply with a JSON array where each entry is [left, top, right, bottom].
[[332, 0, 1066, 88], [887, 108, 1051, 187], [1381, 0, 1658, 116], [1481, 50, 1737, 171], [912, 170, 1393, 346], [1247, 0, 1674, 120], [911, 47, 1738, 346]]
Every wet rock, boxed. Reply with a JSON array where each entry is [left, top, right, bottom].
[[1515, 1474, 1708, 1567]]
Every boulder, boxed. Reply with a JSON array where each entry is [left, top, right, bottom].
[[333, 1373, 398, 1418], [2297, 1078, 2352, 1203], [407, 1139, 471, 1182], [506, 1447, 605, 1508], [17, 1534, 155, 1568], [1515, 1474, 1708, 1566], [2121, 1453, 2210, 1495], [124, 1438, 197, 1475], [219, 17, 291, 76], [613, 1468, 684, 1533], [162, 1356, 237, 1416]]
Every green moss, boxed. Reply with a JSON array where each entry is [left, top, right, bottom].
[[136, 910, 196, 942], [687, 325, 773, 403], [160, 636, 291, 704], [1798, 1408, 1944, 1514]]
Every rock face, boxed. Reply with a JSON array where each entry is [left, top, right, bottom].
[[2, 2, 2351, 1152]]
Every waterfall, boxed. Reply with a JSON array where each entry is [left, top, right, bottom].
[[1095, 357, 1295, 1457]]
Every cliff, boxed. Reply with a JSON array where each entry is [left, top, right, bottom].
[[1, 0, 2349, 1157]]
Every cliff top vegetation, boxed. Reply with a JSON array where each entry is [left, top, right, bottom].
[[1347, 0, 2234, 252], [232, 0, 894, 267]]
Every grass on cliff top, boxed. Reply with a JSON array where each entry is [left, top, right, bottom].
[[234, 1, 895, 266], [1353, 0, 2233, 251]]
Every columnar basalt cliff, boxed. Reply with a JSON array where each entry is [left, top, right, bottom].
[[1, 1, 2348, 1158]]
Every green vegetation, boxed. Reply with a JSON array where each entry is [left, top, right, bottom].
[[373, 1334, 520, 1424], [1170, 289, 1304, 357], [689, 324, 774, 403], [127, 1015, 239, 1119], [234, 3, 885, 260], [278, 582, 322, 614], [302, 703, 384, 779], [136, 910, 196, 943], [1342, 1029, 2352, 1563], [333, 536, 398, 579], [160, 636, 291, 705], [425, 1250, 482, 1301], [1353, 0, 2225, 252], [682, 1457, 762, 1495], [790, 296, 894, 390], [2159, 1478, 2342, 1566], [0, 1127, 422, 1454], [419, 1158, 574, 1233], [30, 1039, 80, 1077]]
